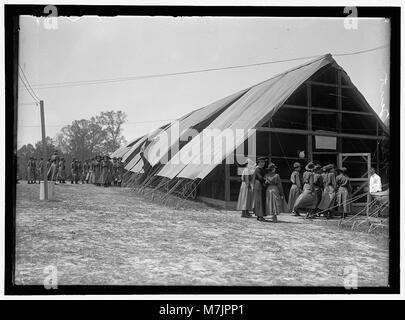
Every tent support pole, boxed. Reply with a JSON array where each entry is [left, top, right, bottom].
[[225, 161, 230, 209], [306, 82, 312, 161], [337, 70, 343, 155], [268, 119, 272, 162], [376, 121, 380, 173], [225, 163, 230, 208]]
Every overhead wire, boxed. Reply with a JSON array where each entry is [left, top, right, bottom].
[[18, 73, 40, 104], [18, 64, 41, 102], [24, 44, 389, 91]]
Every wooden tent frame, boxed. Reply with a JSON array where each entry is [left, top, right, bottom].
[[215, 63, 389, 209]]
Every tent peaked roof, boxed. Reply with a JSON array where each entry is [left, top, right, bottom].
[[156, 54, 336, 180]]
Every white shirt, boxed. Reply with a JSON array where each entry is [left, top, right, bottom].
[[369, 173, 382, 193]]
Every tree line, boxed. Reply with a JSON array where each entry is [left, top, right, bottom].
[[17, 110, 127, 180]]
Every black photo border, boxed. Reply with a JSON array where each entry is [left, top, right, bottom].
[[4, 5, 400, 295]]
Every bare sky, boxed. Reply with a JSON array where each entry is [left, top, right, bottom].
[[17, 16, 390, 148]]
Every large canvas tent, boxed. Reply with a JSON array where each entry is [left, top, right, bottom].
[[117, 54, 389, 209]]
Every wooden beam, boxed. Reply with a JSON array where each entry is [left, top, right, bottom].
[[256, 127, 389, 141], [306, 83, 312, 161], [337, 70, 343, 154], [268, 119, 272, 162], [269, 155, 308, 161], [312, 151, 338, 154], [283, 104, 374, 116], [307, 80, 352, 89], [376, 121, 380, 172], [224, 163, 230, 205]]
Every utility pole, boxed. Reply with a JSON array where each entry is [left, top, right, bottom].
[[40, 100, 48, 200]]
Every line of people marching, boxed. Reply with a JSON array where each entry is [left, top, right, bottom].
[[236, 157, 353, 222], [26, 151, 125, 187]]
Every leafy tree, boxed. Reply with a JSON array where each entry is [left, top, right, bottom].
[[56, 119, 106, 160], [17, 110, 128, 180], [93, 110, 127, 154]]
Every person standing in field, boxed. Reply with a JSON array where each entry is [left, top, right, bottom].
[[27, 157, 36, 184], [92, 156, 101, 185], [292, 162, 317, 218], [47, 151, 60, 181], [264, 162, 284, 222], [112, 157, 118, 186], [336, 167, 352, 219], [57, 157, 66, 183], [117, 157, 125, 187], [46, 158, 51, 172], [312, 164, 324, 217], [288, 162, 302, 214], [83, 159, 90, 184], [236, 158, 256, 218], [99, 155, 111, 187], [369, 167, 382, 193], [253, 156, 267, 222], [37, 158, 45, 182], [76, 160, 83, 184], [317, 164, 336, 219], [71, 158, 79, 184]]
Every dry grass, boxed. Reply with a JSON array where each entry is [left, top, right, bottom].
[[15, 182, 389, 287]]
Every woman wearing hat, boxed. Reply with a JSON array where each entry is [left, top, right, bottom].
[[70, 158, 78, 184], [87, 158, 94, 184], [335, 167, 352, 219], [236, 159, 256, 218], [317, 164, 337, 218], [92, 155, 102, 185], [312, 164, 324, 215], [27, 157, 36, 184], [264, 162, 285, 222], [83, 159, 90, 184], [117, 157, 125, 187], [57, 157, 66, 183], [253, 156, 267, 221], [292, 162, 318, 217], [287, 162, 302, 213], [99, 155, 111, 187]]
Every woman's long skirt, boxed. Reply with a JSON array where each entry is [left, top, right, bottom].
[[336, 187, 351, 213], [27, 168, 35, 181], [265, 185, 283, 216], [293, 184, 318, 211], [317, 185, 336, 211], [253, 181, 265, 217], [86, 170, 92, 182], [91, 168, 99, 184], [47, 163, 58, 181], [236, 182, 253, 211], [58, 168, 65, 181], [287, 184, 301, 212], [99, 167, 109, 184], [314, 187, 322, 209]]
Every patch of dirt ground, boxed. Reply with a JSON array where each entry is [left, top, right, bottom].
[[15, 183, 389, 286]]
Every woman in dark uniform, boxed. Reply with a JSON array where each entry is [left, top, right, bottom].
[[312, 164, 324, 217], [99, 155, 111, 187], [92, 155, 102, 185], [336, 167, 352, 219], [253, 157, 267, 221], [317, 164, 336, 219]]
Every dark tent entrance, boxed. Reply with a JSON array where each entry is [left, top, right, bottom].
[[197, 62, 389, 210]]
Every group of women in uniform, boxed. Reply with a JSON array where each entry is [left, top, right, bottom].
[[236, 157, 352, 222], [84, 155, 125, 187], [236, 157, 286, 222], [28, 150, 126, 187]]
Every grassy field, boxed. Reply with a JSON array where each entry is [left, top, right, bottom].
[[15, 182, 389, 287]]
